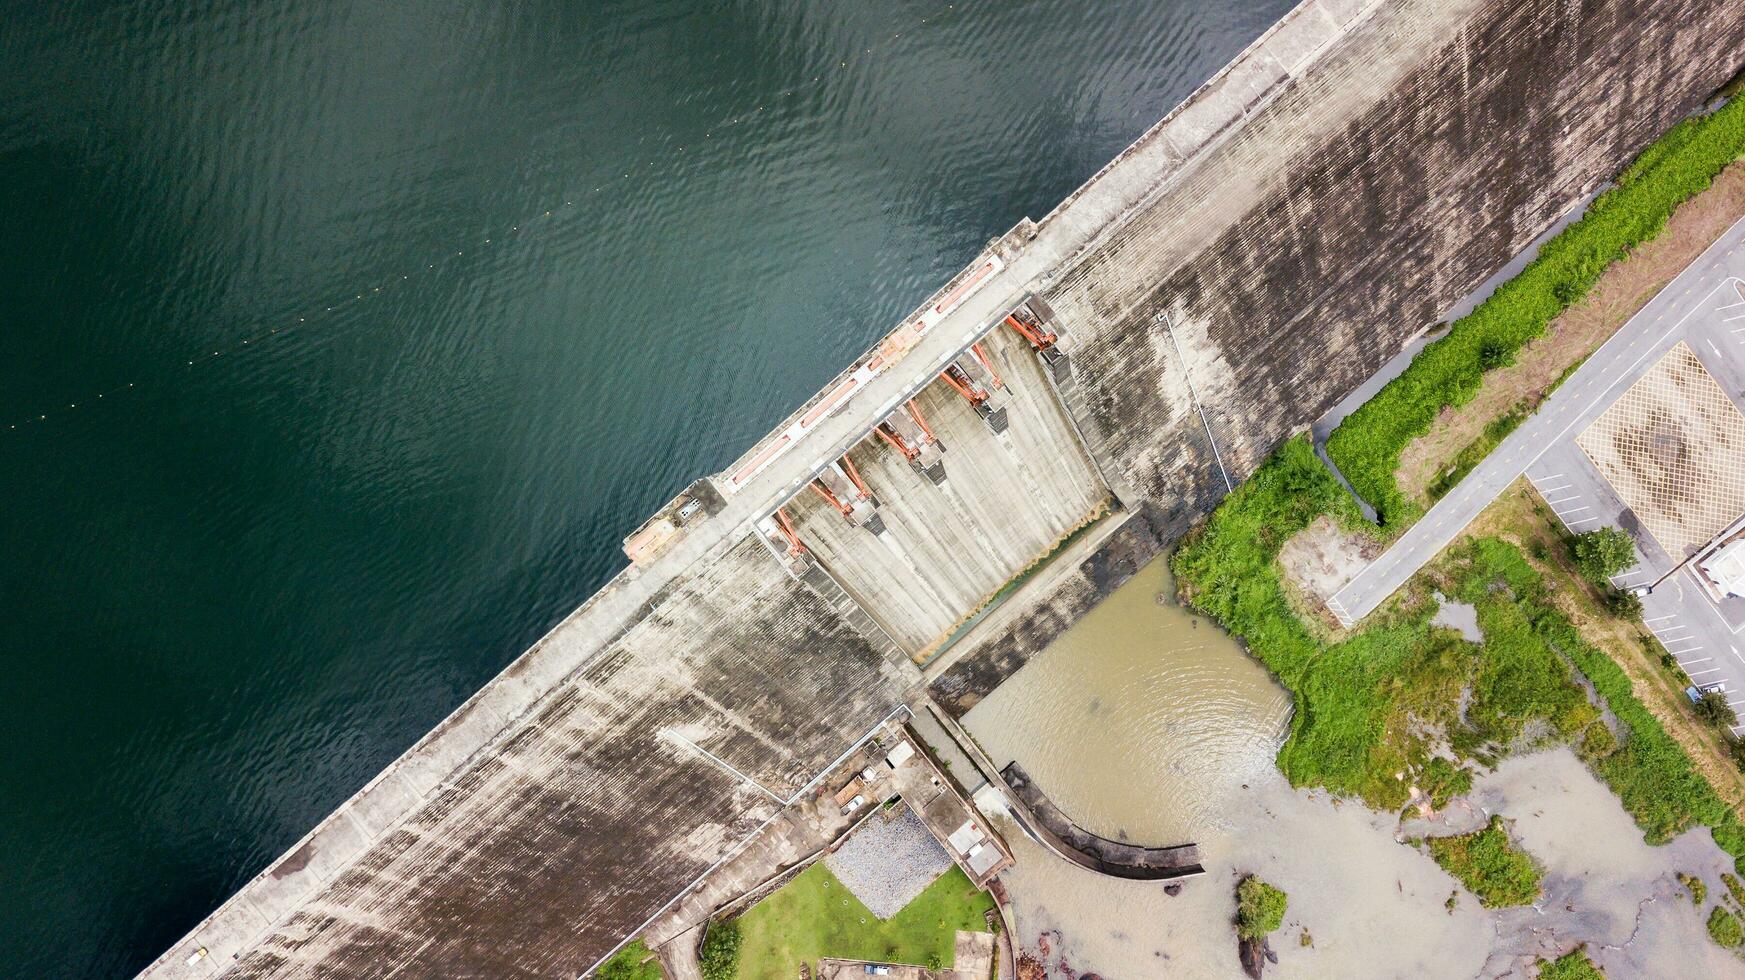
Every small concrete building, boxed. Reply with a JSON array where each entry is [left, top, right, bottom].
[[1702, 539, 1745, 598]]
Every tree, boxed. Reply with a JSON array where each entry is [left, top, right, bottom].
[[1695, 690, 1738, 728], [1571, 528, 1635, 585], [698, 920, 741, 980]]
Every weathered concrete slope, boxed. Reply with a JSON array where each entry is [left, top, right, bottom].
[[931, 0, 1745, 713], [139, 0, 1745, 976], [221, 536, 908, 980]]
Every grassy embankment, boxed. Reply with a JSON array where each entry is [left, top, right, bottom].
[[1418, 816, 1542, 908], [1324, 94, 1745, 527], [729, 863, 994, 980], [1465, 487, 1745, 815], [1171, 438, 1745, 872]]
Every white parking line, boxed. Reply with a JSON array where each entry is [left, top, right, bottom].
[[1555, 506, 1592, 515], [1681, 657, 1714, 666], [1543, 494, 1581, 504], [1688, 668, 1723, 677], [1644, 615, 1677, 623]]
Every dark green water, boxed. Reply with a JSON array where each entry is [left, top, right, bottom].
[[0, 2, 1288, 975]]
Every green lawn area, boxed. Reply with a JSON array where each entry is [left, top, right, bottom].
[[732, 863, 995, 980]]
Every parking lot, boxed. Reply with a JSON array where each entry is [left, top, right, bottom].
[[1526, 276, 1745, 733]]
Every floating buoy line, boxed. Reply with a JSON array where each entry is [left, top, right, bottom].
[[7, 4, 964, 436]]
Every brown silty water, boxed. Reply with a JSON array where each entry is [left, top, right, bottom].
[[961, 556, 1744, 978], [963, 556, 1291, 846]]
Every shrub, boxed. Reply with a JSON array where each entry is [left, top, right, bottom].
[[699, 920, 741, 980], [1709, 906, 1744, 947], [1601, 588, 1643, 620], [1679, 872, 1709, 905], [1236, 876, 1289, 940], [1578, 722, 1617, 760], [1325, 95, 1745, 525]]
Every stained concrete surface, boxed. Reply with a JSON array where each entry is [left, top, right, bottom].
[[786, 324, 1108, 657]]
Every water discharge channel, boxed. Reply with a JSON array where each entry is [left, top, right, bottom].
[[963, 554, 1291, 847]]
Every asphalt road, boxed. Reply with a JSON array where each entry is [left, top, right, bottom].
[[1329, 215, 1745, 627]]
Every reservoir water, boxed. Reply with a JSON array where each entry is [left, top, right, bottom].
[[0, 1, 1292, 975]]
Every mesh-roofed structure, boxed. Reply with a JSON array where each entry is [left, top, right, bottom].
[[1576, 343, 1745, 556]]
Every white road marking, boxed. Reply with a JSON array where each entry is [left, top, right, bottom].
[[1644, 615, 1677, 623], [1681, 657, 1714, 666], [1688, 667, 1723, 677]]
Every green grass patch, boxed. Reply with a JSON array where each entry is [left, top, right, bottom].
[[1421, 816, 1543, 908], [732, 863, 994, 980], [596, 940, 665, 980], [1236, 875, 1289, 940], [1535, 946, 1606, 980], [1325, 95, 1745, 526], [1710, 905, 1745, 947]]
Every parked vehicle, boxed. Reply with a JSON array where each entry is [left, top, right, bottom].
[[840, 794, 866, 816]]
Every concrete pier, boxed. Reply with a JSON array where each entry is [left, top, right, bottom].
[[139, 0, 1745, 976]]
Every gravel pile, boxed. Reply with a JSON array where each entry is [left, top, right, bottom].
[[825, 804, 951, 919]]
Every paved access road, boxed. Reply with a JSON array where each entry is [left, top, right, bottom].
[[1329, 215, 1745, 626]]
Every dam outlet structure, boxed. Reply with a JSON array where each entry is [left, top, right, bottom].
[[138, 0, 1745, 977]]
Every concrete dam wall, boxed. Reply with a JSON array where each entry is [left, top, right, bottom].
[[140, 0, 1745, 977]]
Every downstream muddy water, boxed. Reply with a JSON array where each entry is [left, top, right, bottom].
[[961, 556, 1739, 978], [963, 556, 1292, 845]]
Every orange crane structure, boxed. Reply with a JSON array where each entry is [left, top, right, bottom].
[[940, 342, 1010, 433], [1004, 305, 1069, 374], [810, 457, 885, 534], [876, 399, 947, 485]]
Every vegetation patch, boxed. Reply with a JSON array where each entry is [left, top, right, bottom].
[[1174, 440, 1745, 874], [1709, 905, 1745, 948], [1680, 871, 1710, 905], [1236, 875, 1289, 940], [1535, 946, 1606, 980], [1725, 871, 1745, 907], [731, 863, 994, 980], [596, 940, 665, 980], [1325, 95, 1745, 526], [1420, 816, 1543, 908], [1173, 439, 1590, 810]]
